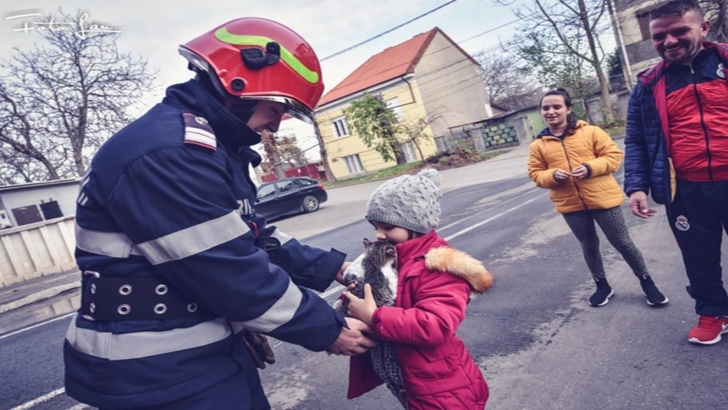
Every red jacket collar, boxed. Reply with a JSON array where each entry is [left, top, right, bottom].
[[394, 231, 446, 264]]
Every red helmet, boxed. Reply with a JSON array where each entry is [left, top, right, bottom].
[[179, 18, 324, 122]]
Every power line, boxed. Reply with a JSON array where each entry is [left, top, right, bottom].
[[319, 18, 529, 97], [320, 0, 459, 62]]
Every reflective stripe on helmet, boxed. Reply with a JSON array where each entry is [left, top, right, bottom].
[[214, 28, 320, 84]]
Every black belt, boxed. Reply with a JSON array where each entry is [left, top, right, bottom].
[[80, 271, 213, 321]]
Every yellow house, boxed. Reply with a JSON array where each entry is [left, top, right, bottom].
[[315, 27, 492, 180]]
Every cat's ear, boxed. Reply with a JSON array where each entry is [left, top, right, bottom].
[[385, 246, 396, 257], [363, 238, 372, 248]]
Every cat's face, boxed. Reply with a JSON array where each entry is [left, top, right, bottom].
[[362, 238, 398, 271], [370, 221, 409, 244]]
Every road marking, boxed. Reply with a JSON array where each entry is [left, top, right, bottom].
[[9, 388, 65, 410], [445, 193, 546, 241], [320, 192, 546, 300], [438, 187, 537, 231], [0, 312, 74, 341]]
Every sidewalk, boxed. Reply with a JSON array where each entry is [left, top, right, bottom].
[[0, 270, 80, 335]]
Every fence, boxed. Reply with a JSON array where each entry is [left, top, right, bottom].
[[0, 216, 77, 287]]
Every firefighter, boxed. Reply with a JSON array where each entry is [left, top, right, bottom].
[[64, 17, 375, 409]]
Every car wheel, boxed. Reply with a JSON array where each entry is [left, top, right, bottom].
[[302, 195, 320, 213]]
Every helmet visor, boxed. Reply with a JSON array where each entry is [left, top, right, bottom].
[[238, 95, 315, 124]]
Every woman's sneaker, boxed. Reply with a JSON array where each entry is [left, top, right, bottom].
[[589, 286, 614, 307], [688, 316, 728, 345], [641, 282, 669, 306]]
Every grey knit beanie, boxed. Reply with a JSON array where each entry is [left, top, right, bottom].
[[366, 168, 442, 234]]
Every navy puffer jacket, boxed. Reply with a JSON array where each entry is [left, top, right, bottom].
[[624, 42, 728, 205]]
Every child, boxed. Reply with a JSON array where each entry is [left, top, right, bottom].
[[343, 168, 493, 409], [527, 88, 668, 307]]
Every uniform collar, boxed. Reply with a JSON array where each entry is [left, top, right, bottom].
[[162, 79, 262, 150]]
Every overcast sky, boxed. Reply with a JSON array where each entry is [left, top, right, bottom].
[[0, 1, 615, 168]]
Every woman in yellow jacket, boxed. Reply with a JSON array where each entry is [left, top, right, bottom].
[[528, 89, 669, 307]]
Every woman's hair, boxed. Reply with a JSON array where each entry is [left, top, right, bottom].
[[541, 88, 578, 135]]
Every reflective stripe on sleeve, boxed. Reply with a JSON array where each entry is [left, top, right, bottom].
[[76, 226, 143, 258], [270, 229, 293, 245], [136, 211, 250, 265], [65, 315, 232, 361], [233, 280, 302, 333]]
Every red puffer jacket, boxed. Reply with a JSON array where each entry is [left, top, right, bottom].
[[347, 232, 493, 409]]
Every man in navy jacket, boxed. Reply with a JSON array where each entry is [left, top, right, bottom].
[[625, 0, 728, 345]]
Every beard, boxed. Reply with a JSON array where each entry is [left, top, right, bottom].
[[661, 41, 702, 64]]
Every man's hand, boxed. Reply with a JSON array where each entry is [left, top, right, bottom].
[[342, 284, 377, 326], [629, 191, 656, 219], [328, 317, 377, 356], [571, 165, 589, 179], [334, 261, 351, 286], [553, 169, 571, 182]]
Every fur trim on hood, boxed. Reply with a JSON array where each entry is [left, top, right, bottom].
[[424, 247, 493, 293]]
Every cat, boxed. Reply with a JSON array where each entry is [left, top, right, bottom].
[[334, 239, 407, 408], [334, 238, 398, 313]]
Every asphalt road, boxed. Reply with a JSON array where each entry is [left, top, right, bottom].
[[3, 143, 728, 410]]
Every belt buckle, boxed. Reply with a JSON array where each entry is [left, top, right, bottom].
[[81, 271, 100, 321]]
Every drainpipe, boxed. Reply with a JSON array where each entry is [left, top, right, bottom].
[[607, 0, 634, 91], [401, 75, 416, 104]]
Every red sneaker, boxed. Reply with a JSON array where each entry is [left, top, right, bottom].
[[688, 316, 728, 345]]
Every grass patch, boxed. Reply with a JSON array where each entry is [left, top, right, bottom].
[[322, 149, 510, 190], [603, 124, 625, 138]]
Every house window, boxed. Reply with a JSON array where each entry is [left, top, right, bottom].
[[386, 97, 403, 120], [332, 116, 350, 137], [402, 141, 418, 162], [343, 154, 364, 174]]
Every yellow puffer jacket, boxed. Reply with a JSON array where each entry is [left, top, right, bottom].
[[528, 120, 624, 213]]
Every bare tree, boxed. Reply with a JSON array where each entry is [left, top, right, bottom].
[[0, 9, 155, 183], [473, 51, 536, 110], [518, 29, 599, 121], [499, 0, 616, 123]]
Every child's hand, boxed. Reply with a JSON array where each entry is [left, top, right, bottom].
[[343, 284, 377, 326]]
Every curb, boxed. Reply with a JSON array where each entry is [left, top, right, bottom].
[[0, 282, 80, 314]]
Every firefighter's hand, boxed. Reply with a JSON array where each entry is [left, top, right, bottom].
[[335, 261, 351, 285], [328, 317, 377, 356]]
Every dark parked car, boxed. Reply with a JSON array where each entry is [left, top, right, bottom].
[[255, 177, 328, 220]]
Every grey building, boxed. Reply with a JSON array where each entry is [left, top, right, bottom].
[[0, 179, 80, 228]]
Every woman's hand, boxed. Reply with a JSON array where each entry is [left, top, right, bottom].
[[571, 165, 589, 179], [553, 169, 571, 182]]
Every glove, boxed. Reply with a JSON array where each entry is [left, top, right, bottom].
[[243, 330, 276, 369]]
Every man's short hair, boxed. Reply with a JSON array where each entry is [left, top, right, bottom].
[[649, 0, 704, 21]]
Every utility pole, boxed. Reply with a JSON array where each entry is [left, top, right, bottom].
[[607, 0, 634, 92]]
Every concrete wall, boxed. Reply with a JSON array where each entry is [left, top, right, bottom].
[[0, 216, 77, 287], [413, 31, 490, 138], [615, 0, 664, 79]]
